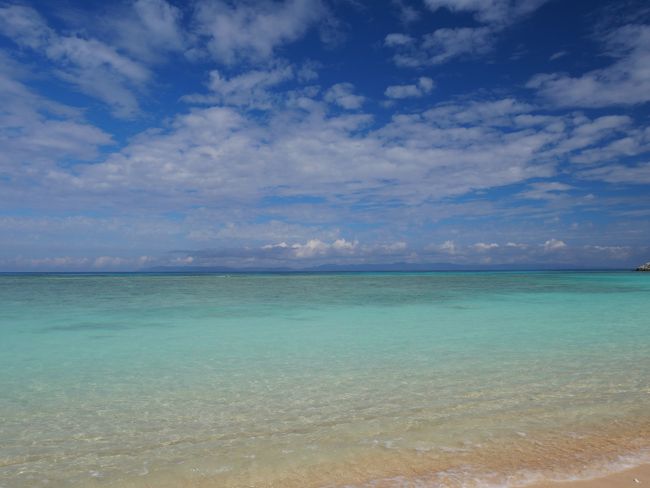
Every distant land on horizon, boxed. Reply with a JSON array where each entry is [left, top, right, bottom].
[[142, 262, 632, 273]]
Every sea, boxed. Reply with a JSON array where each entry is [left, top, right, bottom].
[[1, 271, 649, 487]]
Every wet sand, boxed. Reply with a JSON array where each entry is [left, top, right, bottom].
[[530, 463, 650, 488]]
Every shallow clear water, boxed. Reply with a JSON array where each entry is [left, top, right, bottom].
[[1, 272, 649, 487]]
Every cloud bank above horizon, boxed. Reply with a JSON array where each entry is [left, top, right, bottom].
[[0, 0, 649, 270]]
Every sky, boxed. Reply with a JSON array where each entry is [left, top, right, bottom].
[[0, 0, 649, 271]]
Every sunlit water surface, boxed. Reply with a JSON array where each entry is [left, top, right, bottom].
[[1, 272, 649, 487]]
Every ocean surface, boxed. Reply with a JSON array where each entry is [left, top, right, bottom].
[[1, 272, 649, 488]]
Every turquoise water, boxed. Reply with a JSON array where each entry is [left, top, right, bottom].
[[1, 272, 649, 487]]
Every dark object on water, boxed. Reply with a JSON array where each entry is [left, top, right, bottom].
[[636, 262, 650, 271]]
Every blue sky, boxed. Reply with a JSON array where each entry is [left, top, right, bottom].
[[0, 0, 649, 270]]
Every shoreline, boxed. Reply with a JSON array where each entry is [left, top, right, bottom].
[[103, 459, 650, 487], [98, 447, 650, 488], [529, 463, 649, 488]]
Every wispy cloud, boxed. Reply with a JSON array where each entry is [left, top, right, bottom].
[[0, 58, 112, 182], [0, 4, 150, 117], [578, 162, 650, 184], [385, 0, 550, 66], [528, 24, 650, 107], [518, 182, 574, 200]]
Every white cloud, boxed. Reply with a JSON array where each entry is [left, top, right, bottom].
[[173, 238, 416, 267], [290, 238, 357, 258], [388, 0, 549, 66], [422, 98, 532, 127], [184, 64, 296, 109], [0, 1, 332, 116], [108, 0, 186, 63], [49, 97, 571, 208], [392, 0, 420, 24], [578, 162, 650, 184], [0, 4, 50, 49], [423, 0, 549, 25], [543, 238, 567, 252], [570, 128, 650, 165], [506, 242, 528, 249], [528, 24, 650, 108], [543, 114, 650, 166], [583, 245, 632, 260], [0, 4, 149, 117], [384, 33, 414, 47], [473, 242, 499, 251], [434, 240, 457, 254], [0, 65, 113, 180], [422, 26, 493, 64], [262, 242, 290, 250], [393, 26, 493, 66], [549, 50, 567, 61], [324, 83, 365, 109], [37, 96, 637, 217], [385, 77, 435, 98], [519, 181, 574, 200], [93, 256, 130, 268], [195, 0, 327, 64], [191, 220, 336, 243], [0, 254, 154, 271], [2, 62, 644, 267]]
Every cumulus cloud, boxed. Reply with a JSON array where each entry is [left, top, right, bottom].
[[44, 96, 584, 209], [324, 83, 365, 109], [0, 1, 335, 117], [0, 2, 648, 271], [473, 242, 499, 251], [506, 242, 528, 249], [3, 66, 646, 270], [384, 33, 414, 47], [291, 238, 358, 257], [170, 238, 415, 268], [183, 64, 297, 108], [419, 238, 637, 268], [385, 77, 434, 99], [31, 93, 647, 224], [195, 0, 327, 63], [437, 240, 457, 254], [107, 0, 187, 63], [528, 24, 650, 107], [543, 238, 567, 252], [264, 238, 359, 258]]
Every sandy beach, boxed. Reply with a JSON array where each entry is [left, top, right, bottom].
[[531, 464, 650, 488]]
